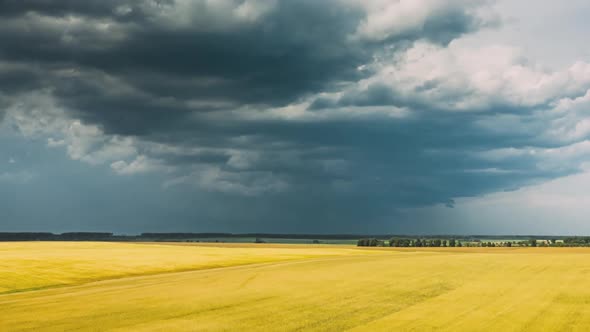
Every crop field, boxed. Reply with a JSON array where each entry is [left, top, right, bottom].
[[2, 243, 590, 331]]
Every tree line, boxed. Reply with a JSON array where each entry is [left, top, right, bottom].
[[357, 238, 566, 247], [358, 238, 464, 247], [0, 232, 115, 241]]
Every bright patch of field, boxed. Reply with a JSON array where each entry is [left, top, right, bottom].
[[2, 244, 590, 331], [0, 242, 374, 294]]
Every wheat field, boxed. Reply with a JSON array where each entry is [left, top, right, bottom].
[[2, 242, 590, 331]]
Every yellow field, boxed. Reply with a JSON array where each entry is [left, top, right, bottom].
[[2, 243, 590, 331], [0, 242, 374, 294]]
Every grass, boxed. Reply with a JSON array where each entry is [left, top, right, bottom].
[[2, 243, 590, 331]]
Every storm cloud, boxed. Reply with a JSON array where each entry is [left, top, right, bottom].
[[2, 0, 590, 232]]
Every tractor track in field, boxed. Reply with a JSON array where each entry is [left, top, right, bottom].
[[0, 250, 398, 299]]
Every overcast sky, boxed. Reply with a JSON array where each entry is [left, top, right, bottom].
[[2, 0, 590, 235]]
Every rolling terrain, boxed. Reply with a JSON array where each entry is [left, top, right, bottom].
[[2, 242, 590, 331]]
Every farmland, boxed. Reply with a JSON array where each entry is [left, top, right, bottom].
[[2, 242, 590, 331]]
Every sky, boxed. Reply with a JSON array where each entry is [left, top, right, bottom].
[[2, 0, 590, 235]]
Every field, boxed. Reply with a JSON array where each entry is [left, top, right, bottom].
[[141, 237, 359, 245], [2, 243, 590, 331]]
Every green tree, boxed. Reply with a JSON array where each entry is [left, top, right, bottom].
[[389, 238, 398, 247]]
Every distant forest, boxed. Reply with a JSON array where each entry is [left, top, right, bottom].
[[2, 232, 590, 246]]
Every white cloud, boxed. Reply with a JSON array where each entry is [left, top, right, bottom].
[[110, 155, 169, 175], [352, 0, 494, 42], [6, 92, 137, 166], [360, 41, 590, 111], [4, 92, 290, 196], [47, 138, 66, 147]]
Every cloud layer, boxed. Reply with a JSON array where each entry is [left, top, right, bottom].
[[2, 0, 590, 231]]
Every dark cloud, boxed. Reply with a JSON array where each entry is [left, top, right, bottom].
[[0, 0, 488, 124], [0, 1, 367, 107], [0, 0, 170, 21], [3, 0, 583, 232]]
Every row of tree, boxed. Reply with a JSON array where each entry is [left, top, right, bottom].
[[357, 238, 384, 247], [357, 238, 466, 247], [562, 237, 590, 246], [470, 239, 590, 247], [357, 238, 546, 247], [388, 238, 463, 247], [0, 232, 114, 241]]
